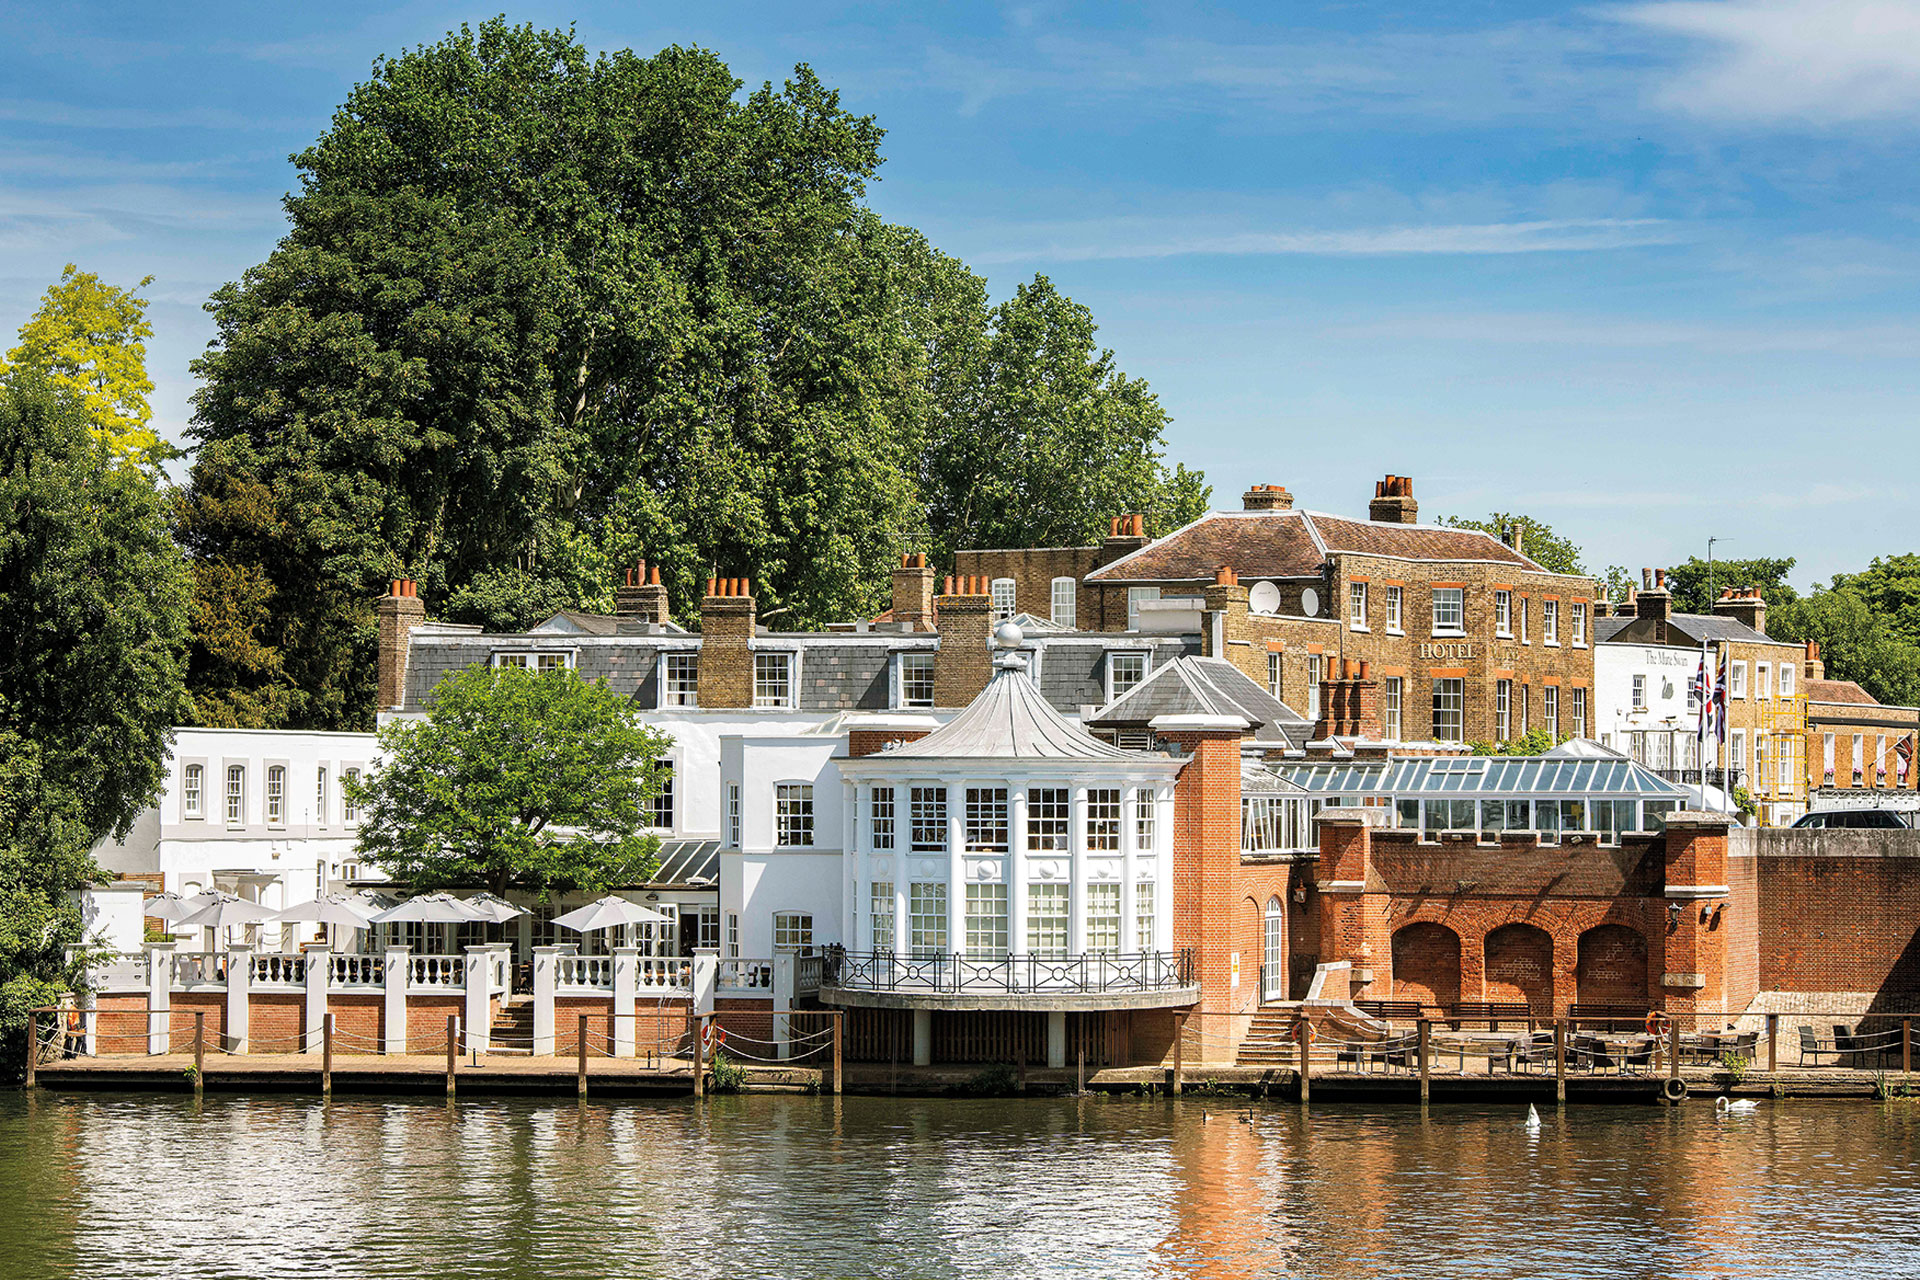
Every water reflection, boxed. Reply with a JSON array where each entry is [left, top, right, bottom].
[[2, 1092, 1918, 1279]]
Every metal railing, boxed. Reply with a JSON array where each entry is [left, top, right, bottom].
[[1655, 767, 1747, 789], [823, 948, 1196, 996]]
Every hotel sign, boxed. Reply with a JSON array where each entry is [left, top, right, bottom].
[[1419, 641, 1476, 661]]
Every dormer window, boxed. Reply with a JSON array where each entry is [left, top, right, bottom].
[[990, 578, 1016, 622], [493, 650, 573, 671], [1108, 652, 1147, 702]]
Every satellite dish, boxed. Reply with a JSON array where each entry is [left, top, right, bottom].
[[1248, 581, 1282, 615], [1300, 587, 1320, 617]]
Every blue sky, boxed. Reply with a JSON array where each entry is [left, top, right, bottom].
[[4, 2, 1918, 586]]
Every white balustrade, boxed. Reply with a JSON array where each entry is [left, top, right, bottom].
[[717, 958, 773, 993], [249, 952, 306, 987], [409, 954, 465, 990], [89, 951, 149, 991], [555, 954, 613, 990], [171, 952, 228, 989], [795, 954, 823, 995], [635, 957, 691, 993], [329, 953, 385, 988]]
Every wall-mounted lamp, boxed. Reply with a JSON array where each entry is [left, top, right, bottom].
[[1667, 902, 1682, 931], [1292, 886, 1308, 907], [645, 892, 661, 902]]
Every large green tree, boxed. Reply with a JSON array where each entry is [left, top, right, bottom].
[[349, 665, 672, 897], [181, 22, 1204, 730], [1664, 555, 1798, 615], [0, 376, 192, 1074], [1440, 512, 1585, 576], [1, 264, 162, 465]]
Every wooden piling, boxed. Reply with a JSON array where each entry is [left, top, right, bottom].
[[1171, 1013, 1184, 1097], [1669, 1015, 1682, 1082], [193, 1012, 206, 1093], [24, 1010, 35, 1088], [1905, 1019, 1912, 1078], [1554, 1019, 1566, 1104], [1077, 1044, 1085, 1096], [831, 1014, 842, 1096], [577, 1014, 589, 1098], [447, 1016, 458, 1098], [1418, 1018, 1431, 1104], [1768, 1014, 1778, 1072], [1298, 1017, 1311, 1105], [692, 1014, 706, 1098], [322, 1014, 333, 1096]]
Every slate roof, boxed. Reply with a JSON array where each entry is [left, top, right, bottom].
[[1598, 611, 1787, 648], [1086, 656, 1309, 740], [885, 657, 1136, 761], [1084, 509, 1551, 584]]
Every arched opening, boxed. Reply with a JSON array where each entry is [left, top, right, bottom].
[[1262, 896, 1286, 1002], [1576, 925, 1648, 1009], [1484, 923, 1554, 1016], [1392, 923, 1461, 1013]]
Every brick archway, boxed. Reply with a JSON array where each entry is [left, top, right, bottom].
[[1576, 925, 1649, 1009], [1392, 923, 1461, 1013], [1484, 923, 1554, 1017]]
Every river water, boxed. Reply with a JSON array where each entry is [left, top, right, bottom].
[[2, 1091, 1917, 1279]]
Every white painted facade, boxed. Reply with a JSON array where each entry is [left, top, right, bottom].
[[1593, 641, 1704, 770], [717, 732, 853, 959]]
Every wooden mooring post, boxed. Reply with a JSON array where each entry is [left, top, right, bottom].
[[322, 1014, 334, 1096], [830, 1014, 842, 1096], [1905, 1019, 1912, 1078], [1669, 1016, 1683, 1083], [1076, 1045, 1085, 1097], [577, 1014, 589, 1098], [1554, 1020, 1566, 1105], [692, 1014, 706, 1099], [1418, 1019, 1431, 1104], [446, 1016, 459, 1098], [24, 1010, 35, 1088], [1298, 1016, 1311, 1105], [193, 1012, 206, 1094], [1768, 1014, 1779, 1072], [1170, 1013, 1184, 1097]]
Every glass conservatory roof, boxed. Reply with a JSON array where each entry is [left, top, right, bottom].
[[1268, 756, 1690, 799]]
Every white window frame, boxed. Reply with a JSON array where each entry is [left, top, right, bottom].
[[648, 759, 675, 831], [726, 782, 741, 848], [870, 785, 895, 850], [265, 764, 286, 827], [661, 652, 699, 708], [895, 651, 935, 710], [1383, 676, 1403, 742], [1126, 587, 1160, 631], [1731, 661, 1747, 699], [1027, 884, 1069, 957], [1384, 585, 1404, 634], [343, 767, 361, 823], [1632, 673, 1647, 710], [1571, 686, 1587, 738], [871, 881, 895, 952], [315, 766, 328, 827], [1050, 576, 1077, 629], [1086, 789, 1122, 852], [1348, 582, 1369, 631], [1432, 678, 1464, 742], [1572, 602, 1587, 647], [964, 786, 1010, 853], [1134, 788, 1156, 849], [1519, 597, 1530, 644], [492, 649, 575, 670], [753, 650, 795, 709], [1135, 881, 1155, 952], [1267, 651, 1283, 699], [1307, 654, 1323, 722], [910, 786, 948, 852], [1543, 599, 1559, 646], [909, 883, 947, 956], [1495, 590, 1512, 638], [773, 911, 814, 955], [1431, 587, 1465, 637], [1780, 662, 1796, 697], [1756, 662, 1771, 700], [990, 577, 1017, 622], [1027, 788, 1070, 852], [965, 883, 1009, 959], [774, 782, 815, 848], [1107, 651, 1148, 703], [183, 763, 204, 819], [1496, 679, 1512, 740], [1545, 686, 1560, 738], [1086, 883, 1121, 954]]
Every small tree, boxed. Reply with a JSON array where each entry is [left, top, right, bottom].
[[349, 665, 672, 897]]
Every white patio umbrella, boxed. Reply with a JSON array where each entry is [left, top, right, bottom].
[[271, 894, 381, 928], [551, 896, 671, 934], [173, 893, 277, 932], [369, 893, 492, 925], [461, 891, 529, 924], [141, 891, 193, 923]]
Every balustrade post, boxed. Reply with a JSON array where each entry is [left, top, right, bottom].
[[464, 946, 492, 1056], [611, 947, 639, 1058], [692, 950, 718, 1018], [303, 946, 329, 1056], [531, 946, 560, 1057], [226, 942, 254, 1054], [145, 940, 174, 1055], [383, 946, 410, 1055]]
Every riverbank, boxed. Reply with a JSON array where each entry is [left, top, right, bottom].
[[27, 1052, 1919, 1102]]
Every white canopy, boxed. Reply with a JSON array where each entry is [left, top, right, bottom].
[[461, 891, 529, 924], [141, 890, 207, 924], [269, 894, 381, 929], [550, 896, 671, 934], [173, 893, 277, 932], [370, 893, 492, 926]]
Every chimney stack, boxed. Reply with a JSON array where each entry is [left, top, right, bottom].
[[1368, 475, 1419, 524], [891, 552, 937, 633], [697, 576, 757, 708], [377, 579, 427, 712], [1712, 586, 1768, 637], [614, 559, 671, 626], [1503, 521, 1526, 555], [1805, 639, 1824, 682], [1242, 484, 1294, 512], [1099, 513, 1150, 565], [1634, 566, 1672, 628], [933, 575, 994, 707], [1201, 566, 1250, 663], [1312, 657, 1383, 742]]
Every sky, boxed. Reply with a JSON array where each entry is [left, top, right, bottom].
[[2, 1, 1917, 588]]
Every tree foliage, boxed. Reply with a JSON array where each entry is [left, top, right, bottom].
[[0, 377, 192, 1074], [180, 22, 1204, 730], [1470, 726, 1559, 756], [1664, 555, 1798, 615], [1, 264, 161, 464], [349, 665, 672, 897], [1440, 512, 1584, 576], [1770, 563, 1920, 708]]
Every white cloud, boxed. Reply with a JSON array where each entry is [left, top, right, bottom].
[[971, 218, 1681, 264], [1612, 0, 1920, 123]]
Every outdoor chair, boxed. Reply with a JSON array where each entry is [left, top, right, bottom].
[[1797, 1025, 1844, 1067], [1572, 1033, 1616, 1074], [1617, 1035, 1655, 1074]]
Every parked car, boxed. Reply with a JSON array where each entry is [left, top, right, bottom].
[[1790, 808, 1912, 830]]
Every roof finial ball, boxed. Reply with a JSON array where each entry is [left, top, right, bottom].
[[994, 620, 1025, 650]]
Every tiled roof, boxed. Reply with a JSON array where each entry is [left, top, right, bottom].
[[1805, 678, 1877, 706], [1085, 510, 1550, 583]]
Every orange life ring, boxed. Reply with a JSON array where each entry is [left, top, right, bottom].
[[1292, 1018, 1314, 1043], [1646, 1012, 1670, 1038]]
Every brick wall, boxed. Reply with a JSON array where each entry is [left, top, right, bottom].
[[377, 580, 426, 712], [933, 585, 993, 707], [328, 993, 383, 1055], [697, 583, 756, 708], [250, 992, 306, 1053], [1750, 828, 1920, 1003]]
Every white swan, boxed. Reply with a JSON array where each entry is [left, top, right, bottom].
[[1716, 1096, 1759, 1114], [1525, 1103, 1542, 1130]]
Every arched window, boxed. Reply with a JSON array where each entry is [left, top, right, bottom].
[[1050, 576, 1077, 628], [990, 577, 1016, 621]]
